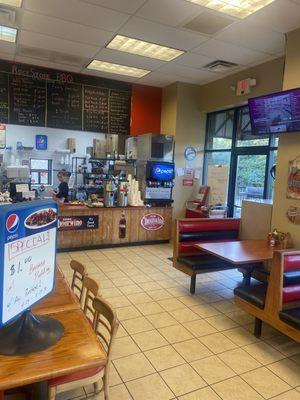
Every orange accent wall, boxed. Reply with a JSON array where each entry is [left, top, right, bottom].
[[130, 84, 162, 136]]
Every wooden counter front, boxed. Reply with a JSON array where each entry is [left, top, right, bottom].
[[57, 206, 172, 250]]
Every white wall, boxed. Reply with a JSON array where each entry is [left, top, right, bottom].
[[5, 124, 105, 155]]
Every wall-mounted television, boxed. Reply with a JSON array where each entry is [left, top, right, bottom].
[[248, 88, 300, 135]]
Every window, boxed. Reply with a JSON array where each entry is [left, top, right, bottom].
[[30, 159, 52, 185], [203, 105, 278, 216]]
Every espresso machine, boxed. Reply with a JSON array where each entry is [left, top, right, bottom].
[[136, 134, 175, 206]]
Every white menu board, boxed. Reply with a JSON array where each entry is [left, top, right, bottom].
[[207, 165, 229, 206], [3, 227, 56, 324]]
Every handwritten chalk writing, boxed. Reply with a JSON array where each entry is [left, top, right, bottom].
[[8, 231, 50, 260]]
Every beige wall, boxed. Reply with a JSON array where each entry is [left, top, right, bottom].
[[272, 28, 300, 246], [161, 82, 204, 219]]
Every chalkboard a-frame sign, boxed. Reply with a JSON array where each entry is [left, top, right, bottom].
[[0, 59, 132, 135], [0, 200, 64, 355]]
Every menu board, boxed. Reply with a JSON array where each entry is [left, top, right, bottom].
[[83, 86, 109, 133], [0, 201, 57, 326], [109, 89, 131, 135], [47, 81, 82, 130], [0, 73, 8, 123], [9, 75, 46, 126]]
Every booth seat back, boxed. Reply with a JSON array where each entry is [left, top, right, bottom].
[[282, 252, 300, 304], [176, 218, 240, 256]]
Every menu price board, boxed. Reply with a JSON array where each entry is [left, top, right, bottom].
[[0, 72, 8, 123], [0, 201, 57, 326], [83, 86, 109, 133], [47, 81, 82, 130], [9, 75, 46, 126], [58, 215, 99, 231], [109, 89, 131, 135]]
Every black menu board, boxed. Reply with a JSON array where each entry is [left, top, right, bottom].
[[0, 72, 8, 123], [83, 85, 109, 133], [9, 76, 46, 126], [109, 89, 131, 135], [47, 81, 82, 130]]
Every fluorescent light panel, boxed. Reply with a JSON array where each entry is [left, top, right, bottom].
[[186, 0, 276, 18], [87, 60, 150, 78], [0, 25, 17, 42], [107, 35, 184, 61], [0, 0, 22, 7]]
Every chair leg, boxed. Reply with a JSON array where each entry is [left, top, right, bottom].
[[254, 318, 262, 338], [47, 386, 57, 400], [94, 380, 101, 394], [190, 275, 196, 294]]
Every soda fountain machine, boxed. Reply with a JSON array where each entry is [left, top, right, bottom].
[[135, 134, 175, 207]]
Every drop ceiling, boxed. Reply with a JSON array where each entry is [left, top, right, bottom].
[[0, 0, 299, 87]]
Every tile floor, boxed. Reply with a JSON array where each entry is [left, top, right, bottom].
[[56, 244, 300, 400]]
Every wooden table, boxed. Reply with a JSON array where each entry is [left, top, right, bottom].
[[0, 268, 106, 398], [0, 309, 106, 392], [195, 240, 275, 265], [32, 275, 80, 315], [195, 240, 277, 284]]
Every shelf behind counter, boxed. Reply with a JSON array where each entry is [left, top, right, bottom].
[[57, 204, 172, 251]]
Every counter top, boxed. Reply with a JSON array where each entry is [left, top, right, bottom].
[[59, 204, 173, 211]]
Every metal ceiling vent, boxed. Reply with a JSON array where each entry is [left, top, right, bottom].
[[203, 60, 238, 73]]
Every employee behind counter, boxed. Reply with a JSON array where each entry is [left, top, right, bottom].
[[53, 170, 70, 203]]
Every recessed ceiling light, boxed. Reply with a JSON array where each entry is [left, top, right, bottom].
[[0, 25, 17, 42], [86, 60, 150, 78], [185, 0, 275, 19], [106, 35, 185, 62], [0, 0, 22, 7]]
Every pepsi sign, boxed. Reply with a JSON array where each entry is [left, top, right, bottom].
[[151, 162, 175, 181], [6, 214, 19, 234]]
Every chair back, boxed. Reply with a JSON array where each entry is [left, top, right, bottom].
[[70, 260, 87, 303], [92, 297, 119, 398], [82, 276, 100, 320]]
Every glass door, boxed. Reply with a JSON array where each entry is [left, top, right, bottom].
[[231, 153, 268, 217]]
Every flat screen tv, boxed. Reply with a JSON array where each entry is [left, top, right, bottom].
[[248, 88, 300, 135]]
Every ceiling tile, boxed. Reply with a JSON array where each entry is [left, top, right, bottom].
[[246, 0, 300, 34], [173, 51, 213, 68], [19, 10, 114, 47], [80, 0, 147, 14], [0, 41, 16, 55], [156, 62, 219, 81], [215, 20, 286, 54], [135, 71, 177, 87], [193, 39, 269, 65], [136, 0, 203, 27], [22, 0, 130, 32], [15, 55, 83, 72], [81, 67, 138, 83], [18, 30, 100, 58], [120, 16, 208, 51], [94, 48, 165, 70]]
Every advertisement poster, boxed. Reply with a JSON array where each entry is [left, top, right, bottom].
[[287, 156, 300, 199], [35, 134, 48, 150], [0, 201, 57, 326], [183, 179, 194, 187], [0, 124, 6, 149], [141, 214, 164, 231], [207, 165, 229, 205], [58, 215, 99, 231]]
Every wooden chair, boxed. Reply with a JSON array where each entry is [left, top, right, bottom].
[[47, 297, 119, 400], [234, 250, 300, 342], [70, 260, 87, 305], [82, 276, 100, 321]]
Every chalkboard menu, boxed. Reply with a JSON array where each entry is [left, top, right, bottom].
[[0, 73, 8, 124], [83, 86, 109, 133], [47, 81, 82, 130], [109, 89, 131, 135], [9, 76, 46, 126]]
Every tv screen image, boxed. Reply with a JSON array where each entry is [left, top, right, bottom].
[[248, 88, 300, 135]]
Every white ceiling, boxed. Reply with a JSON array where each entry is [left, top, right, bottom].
[[0, 0, 299, 87]]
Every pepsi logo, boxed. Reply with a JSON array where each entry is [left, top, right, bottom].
[[6, 214, 20, 234]]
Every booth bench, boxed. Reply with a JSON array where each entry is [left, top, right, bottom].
[[173, 218, 240, 294], [234, 250, 300, 342]]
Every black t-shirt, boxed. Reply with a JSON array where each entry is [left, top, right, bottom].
[[57, 182, 69, 202]]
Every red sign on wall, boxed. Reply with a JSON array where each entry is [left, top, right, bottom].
[[183, 179, 194, 187], [141, 214, 164, 231]]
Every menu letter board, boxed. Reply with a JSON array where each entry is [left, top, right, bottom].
[[47, 81, 82, 130], [109, 89, 131, 135], [9, 75, 46, 126], [0, 201, 57, 326], [0, 73, 8, 123], [83, 86, 109, 133]]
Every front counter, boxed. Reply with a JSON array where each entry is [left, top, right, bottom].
[[57, 205, 172, 251]]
